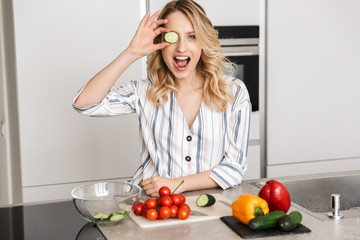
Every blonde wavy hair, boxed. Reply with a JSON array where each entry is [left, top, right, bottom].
[[147, 0, 234, 112]]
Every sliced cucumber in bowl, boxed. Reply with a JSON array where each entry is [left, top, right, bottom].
[[93, 210, 129, 222], [93, 212, 109, 220], [108, 212, 126, 222]]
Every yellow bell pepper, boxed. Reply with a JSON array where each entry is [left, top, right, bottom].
[[231, 193, 269, 225]]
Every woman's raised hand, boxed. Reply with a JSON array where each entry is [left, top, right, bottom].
[[127, 11, 170, 59]]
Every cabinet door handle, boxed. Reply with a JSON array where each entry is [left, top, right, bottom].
[[1, 120, 5, 139]]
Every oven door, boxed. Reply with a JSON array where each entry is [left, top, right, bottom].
[[223, 47, 259, 112]]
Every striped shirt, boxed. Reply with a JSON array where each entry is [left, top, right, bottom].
[[73, 76, 251, 189]]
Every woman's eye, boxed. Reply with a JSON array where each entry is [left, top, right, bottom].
[[189, 35, 196, 40]]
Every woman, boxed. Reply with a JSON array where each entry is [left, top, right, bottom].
[[73, 0, 251, 197]]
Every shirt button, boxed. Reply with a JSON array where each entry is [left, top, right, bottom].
[[186, 135, 192, 142], [185, 156, 191, 162]]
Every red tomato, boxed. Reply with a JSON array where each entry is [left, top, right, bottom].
[[146, 208, 158, 220], [132, 202, 145, 216], [169, 205, 178, 218], [145, 198, 157, 209], [179, 203, 190, 212], [159, 195, 172, 207], [178, 206, 190, 220], [170, 194, 182, 206], [178, 194, 186, 204], [158, 186, 171, 197], [159, 206, 171, 219], [143, 207, 148, 217]]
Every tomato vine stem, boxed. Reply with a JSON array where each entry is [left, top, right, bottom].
[[172, 180, 184, 194]]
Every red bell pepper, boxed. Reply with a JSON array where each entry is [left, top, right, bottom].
[[258, 180, 291, 213]]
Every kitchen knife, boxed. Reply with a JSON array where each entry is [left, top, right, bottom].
[[190, 210, 207, 216]]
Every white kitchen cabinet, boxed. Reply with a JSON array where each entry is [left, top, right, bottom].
[[267, 158, 360, 178], [150, 0, 260, 26], [264, 0, 360, 177], [13, 0, 146, 202], [0, 0, 22, 205], [243, 144, 261, 180], [245, 111, 261, 180], [0, 8, 8, 204], [0, 38, 9, 204]]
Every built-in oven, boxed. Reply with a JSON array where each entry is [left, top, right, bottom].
[[215, 26, 259, 112]]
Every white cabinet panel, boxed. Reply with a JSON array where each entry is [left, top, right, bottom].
[[243, 145, 260, 180], [267, 158, 360, 178], [0, 46, 8, 204], [22, 177, 130, 203], [150, 0, 260, 25], [13, 0, 144, 188], [266, 0, 360, 166], [0, 0, 22, 204], [250, 112, 260, 140]]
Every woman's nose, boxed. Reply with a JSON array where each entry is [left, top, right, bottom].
[[175, 38, 186, 52]]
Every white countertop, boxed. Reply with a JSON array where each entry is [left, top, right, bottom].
[[98, 170, 360, 240]]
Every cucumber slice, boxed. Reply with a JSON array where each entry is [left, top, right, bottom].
[[196, 194, 216, 207], [116, 210, 129, 215], [164, 31, 179, 44], [93, 212, 109, 220], [109, 213, 126, 222]]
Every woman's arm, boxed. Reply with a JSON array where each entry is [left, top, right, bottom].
[[74, 11, 169, 107], [209, 81, 251, 189], [139, 170, 219, 197]]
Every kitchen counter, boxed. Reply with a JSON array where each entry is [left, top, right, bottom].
[[99, 170, 360, 240], [1, 170, 359, 240]]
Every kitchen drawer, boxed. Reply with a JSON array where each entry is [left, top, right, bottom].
[[267, 157, 360, 178]]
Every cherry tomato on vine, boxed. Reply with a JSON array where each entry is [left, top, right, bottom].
[[170, 194, 182, 206], [158, 186, 171, 197], [145, 198, 157, 209], [159, 195, 172, 207], [178, 206, 190, 220], [143, 208, 148, 217], [179, 203, 190, 212], [169, 205, 178, 218], [178, 194, 186, 204], [159, 206, 171, 219], [146, 208, 158, 220], [132, 202, 145, 216]]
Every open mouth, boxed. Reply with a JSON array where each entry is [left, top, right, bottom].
[[174, 56, 190, 69]]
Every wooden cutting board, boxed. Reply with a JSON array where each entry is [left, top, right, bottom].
[[130, 194, 232, 228]]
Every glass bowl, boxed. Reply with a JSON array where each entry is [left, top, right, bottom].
[[71, 181, 141, 225]]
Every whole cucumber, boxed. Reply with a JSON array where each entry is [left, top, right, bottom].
[[278, 211, 302, 231], [248, 210, 286, 231]]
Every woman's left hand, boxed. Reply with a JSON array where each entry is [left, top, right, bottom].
[[139, 176, 184, 197], [127, 11, 170, 59]]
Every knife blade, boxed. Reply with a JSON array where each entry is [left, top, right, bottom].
[[190, 210, 207, 216]]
